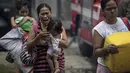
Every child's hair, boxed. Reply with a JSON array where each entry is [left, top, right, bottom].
[[15, 0, 29, 15], [47, 20, 63, 34]]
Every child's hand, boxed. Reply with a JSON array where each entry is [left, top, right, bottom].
[[23, 16, 32, 22], [30, 18, 36, 23]]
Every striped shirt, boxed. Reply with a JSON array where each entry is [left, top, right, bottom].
[[33, 46, 65, 73]]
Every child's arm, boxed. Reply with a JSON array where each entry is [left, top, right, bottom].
[[11, 17, 18, 28]]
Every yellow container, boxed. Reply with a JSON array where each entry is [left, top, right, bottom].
[[104, 32, 130, 72]]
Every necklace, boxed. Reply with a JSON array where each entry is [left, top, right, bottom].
[[40, 20, 48, 31]]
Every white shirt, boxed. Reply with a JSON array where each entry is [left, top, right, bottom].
[[50, 34, 62, 54], [92, 17, 129, 66]]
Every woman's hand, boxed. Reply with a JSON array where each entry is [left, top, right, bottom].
[[36, 31, 50, 40], [25, 16, 36, 23], [104, 44, 119, 54]]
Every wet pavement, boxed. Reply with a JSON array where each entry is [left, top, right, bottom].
[[64, 37, 96, 73]]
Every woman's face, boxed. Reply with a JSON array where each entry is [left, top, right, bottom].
[[18, 6, 29, 16], [103, 0, 117, 21], [39, 7, 52, 25]]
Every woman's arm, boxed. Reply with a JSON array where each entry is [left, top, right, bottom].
[[27, 26, 40, 50], [11, 17, 17, 28], [59, 26, 68, 48], [93, 30, 109, 57]]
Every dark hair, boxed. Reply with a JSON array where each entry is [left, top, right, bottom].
[[14, 0, 29, 16], [37, 3, 51, 15], [15, 0, 29, 11], [47, 20, 63, 34], [101, 0, 117, 10]]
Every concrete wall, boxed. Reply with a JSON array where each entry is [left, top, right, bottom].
[[60, 0, 71, 20]]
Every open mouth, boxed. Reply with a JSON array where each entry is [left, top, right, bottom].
[[42, 19, 50, 25], [43, 19, 49, 22]]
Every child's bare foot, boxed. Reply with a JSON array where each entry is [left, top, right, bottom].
[[54, 68, 60, 73]]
